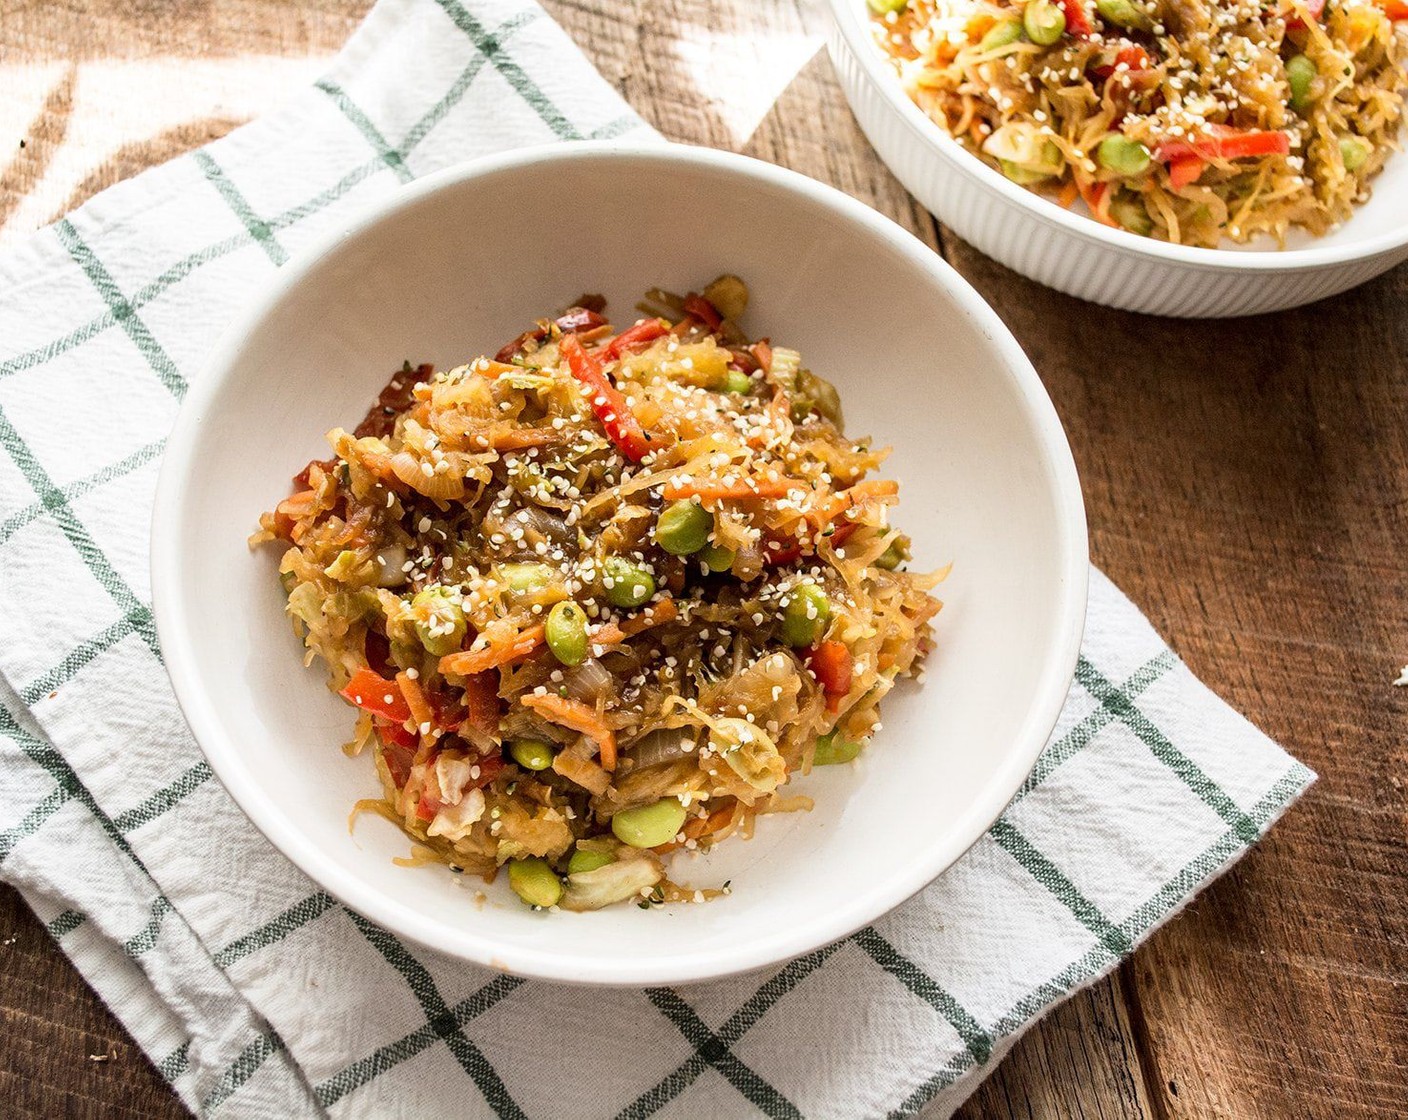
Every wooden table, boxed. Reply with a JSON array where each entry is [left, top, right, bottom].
[[3, 1, 1405, 1116]]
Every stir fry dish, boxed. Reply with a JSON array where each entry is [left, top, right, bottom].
[[869, 0, 1407, 246], [254, 276, 943, 911]]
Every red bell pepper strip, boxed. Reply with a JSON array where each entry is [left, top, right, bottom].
[[682, 293, 723, 330], [341, 668, 411, 723], [1094, 44, 1151, 77], [1380, 0, 1408, 18], [764, 520, 859, 566], [1168, 155, 1207, 189], [807, 641, 854, 712], [603, 318, 669, 360], [374, 716, 418, 753], [1156, 126, 1290, 163], [1057, 0, 1094, 38], [559, 333, 654, 463]]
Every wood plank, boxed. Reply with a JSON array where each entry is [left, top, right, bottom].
[[0, 883, 184, 1118], [941, 236, 1408, 1117]]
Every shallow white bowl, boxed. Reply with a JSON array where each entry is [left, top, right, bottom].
[[151, 142, 1087, 986], [827, 0, 1408, 317]]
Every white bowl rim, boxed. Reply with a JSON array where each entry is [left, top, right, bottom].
[[827, 0, 1408, 271], [151, 139, 1090, 986]]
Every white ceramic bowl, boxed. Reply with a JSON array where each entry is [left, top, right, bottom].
[[151, 142, 1087, 986], [826, 0, 1408, 317]]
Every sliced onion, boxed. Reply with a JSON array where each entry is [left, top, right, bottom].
[[562, 658, 612, 703], [376, 544, 408, 587], [625, 728, 698, 771]]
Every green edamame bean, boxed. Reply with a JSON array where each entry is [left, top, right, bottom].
[[1024, 0, 1066, 45], [654, 500, 713, 556], [1286, 55, 1316, 112], [780, 582, 830, 647], [509, 739, 555, 771], [507, 858, 563, 908], [411, 586, 467, 656], [611, 799, 688, 849], [813, 732, 863, 766], [1097, 135, 1152, 176], [567, 849, 614, 875], [1096, 0, 1152, 29], [603, 556, 657, 609], [1340, 136, 1369, 171], [700, 543, 736, 573], [722, 369, 754, 394], [979, 18, 1024, 51], [545, 600, 589, 665]]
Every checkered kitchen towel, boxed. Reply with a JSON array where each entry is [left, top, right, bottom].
[[0, 0, 1314, 1115]]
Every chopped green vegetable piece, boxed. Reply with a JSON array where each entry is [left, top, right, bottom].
[[1110, 193, 1154, 235], [507, 858, 563, 908], [509, 739, 555, 771], [411, 586, 467, 657], [612, 799, 688, 848], [1000, 159, 1055, 185], [1024, 0, 1066, 44], [703, 274, 749, 321], [498, 561, 554, 593], [545, 600, 589, 665], [655, 500, 713, 556], [1097, 135, 1152, 176], [780, 582, 830, 647], [875, 536, 910, 570], [866, 0, 908, 12], [813, 732, 863, 766], [603, 556, 657, 609], [567, 849, 615, 875], [979, 18, 1024, 51]]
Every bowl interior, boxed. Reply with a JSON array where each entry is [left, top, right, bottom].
[[836, 0, 1408, 254], [156, 146, 1085, 984]]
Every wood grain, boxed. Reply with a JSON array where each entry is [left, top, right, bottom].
[[2, 0, 1405, 1117]]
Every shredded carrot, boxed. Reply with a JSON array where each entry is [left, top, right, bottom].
[[811, 478, 899, 528], [661, 475, 802, 502], [1057, 179, 1080, 209], [590, 597, 678, 648], [438, 624, 545, 676], [521, 694, 618, 770], [753, 339, 773, 372], [396, 671, 433, 730]]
